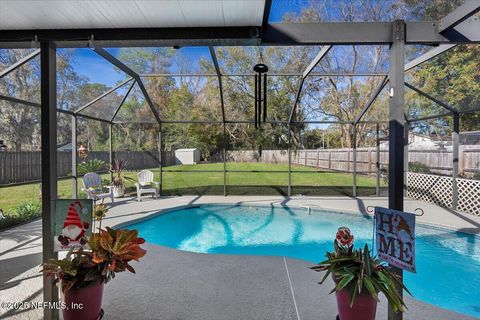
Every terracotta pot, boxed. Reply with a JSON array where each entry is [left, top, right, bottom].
[[336, 286, 377, 320], [63, 281, 104, 320]]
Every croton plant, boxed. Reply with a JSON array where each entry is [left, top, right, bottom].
[[42, 227, 147, 293], [311, 227, 411, 313]]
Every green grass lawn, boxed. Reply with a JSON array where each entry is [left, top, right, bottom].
[[0, 162, 384, 215]]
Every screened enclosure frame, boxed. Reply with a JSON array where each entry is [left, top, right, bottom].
[[1, 2, 480, 320], [2, 14, 480, 200]]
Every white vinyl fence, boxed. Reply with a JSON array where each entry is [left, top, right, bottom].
[[407, 172, 480, 215]]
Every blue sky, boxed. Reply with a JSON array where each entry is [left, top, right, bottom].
[[70, 1, 303, 87]]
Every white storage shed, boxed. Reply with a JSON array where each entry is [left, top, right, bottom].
[[175, 148, 201, 165]]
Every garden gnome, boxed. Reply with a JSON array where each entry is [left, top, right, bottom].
[[58, 200, 90, 247]]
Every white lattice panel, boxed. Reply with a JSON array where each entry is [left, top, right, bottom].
[[457, 178, 480, 215], [407, 172, 452, 208]]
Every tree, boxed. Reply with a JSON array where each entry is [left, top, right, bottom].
[[0, 49, 86, 151], [404, 0, 480, 132]]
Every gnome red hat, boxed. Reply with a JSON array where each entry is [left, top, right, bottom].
[[63, 200, 83, 229]]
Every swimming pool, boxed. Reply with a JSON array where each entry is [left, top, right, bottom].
[[123, 204, 480, 318]]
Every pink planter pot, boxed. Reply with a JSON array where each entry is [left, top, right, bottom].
[[336, 287, 377, 320], [63, 281, 104, 320]]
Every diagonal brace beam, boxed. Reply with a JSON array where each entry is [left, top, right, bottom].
[[356, 42, 460, 125], [354, 76, 389, 124], [0, 93, 40, 107], [0, 49, 40, 79], [73, 77, 133, 114], [439, 1, 480, 33], [93, 47, 162, 124], [404, 44, 456, 72], [405, 82, 458, 114], [209, 46, 226, 123], [111, 79, 136, 123], [288, 45, 332, 124], [353, 77, 388, 125]]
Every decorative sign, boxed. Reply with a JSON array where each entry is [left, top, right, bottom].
[[375, 207, 416, 273], [54, 199, 93, 251]]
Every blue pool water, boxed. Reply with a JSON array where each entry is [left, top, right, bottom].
[[124, 204, 480, 318]]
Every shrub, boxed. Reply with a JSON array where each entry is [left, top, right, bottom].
[[15, 200, 42, 218], [0, 200, 42, 230], [408, 161, 431, 174], [77, 159, 107, 176], [380, 166, 389, 185]]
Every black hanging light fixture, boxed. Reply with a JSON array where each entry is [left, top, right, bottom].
[[253, 50, 268, 128]]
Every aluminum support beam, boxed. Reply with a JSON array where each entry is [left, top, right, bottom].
[[287, 125, 292, 197], [353, 76, 389, 124], [405, 82, 458, 113], [109, 123, 114, 182], [388, 20, 406, 320], [303, 46, 333, 78], [223, 125, 227, 196], [2, 20, 480, 48], [353, 41, 459, 126], [0, 49, 40, 78], [0, 26, 261, 48], [209, 46, 228, 195], [40, 41, 59, 320], [404, 44, 456, 72], [376, 123, 381, 197], [93, 47, 162, 125], [209, 47, 226, 123], [134, 119, 387, 125], [74, 77, 133, 114], [0, 93, 114, 124], [352, 125, 357, 197], [71, 116, 77, 198], [158, 123, 163, 195], [407, 112, 452, 123], [111, 79, 136, 123], [141, 72, 388, 77], [439, 1, 480, 33], [261, 0, 273, 32], [404, 122, 409, 196], [447, 17, 480, 42], [288, 46, 332, 124], [452, 113, 460, 210], [0, 94, 40, 108]]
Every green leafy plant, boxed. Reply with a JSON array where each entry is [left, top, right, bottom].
[[408, 161, 431, 174], [110, 159, 134, 188], [41, 227, 146, 293], [380, 166, 389, 185], [15, 200, 41, 218], [77, 159, 107, 176], [311, 227, 411, 313], [0, 200, 42, 230]]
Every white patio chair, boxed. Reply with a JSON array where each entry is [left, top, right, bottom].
[[81, 172, 114, 203], [135, 170, 160, 202]]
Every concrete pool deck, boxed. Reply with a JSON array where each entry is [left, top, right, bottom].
[[1, 196, 479, 319]]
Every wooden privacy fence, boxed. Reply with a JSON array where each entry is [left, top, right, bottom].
[[226, 147, 480, 176], [0, 150, 173, 185]]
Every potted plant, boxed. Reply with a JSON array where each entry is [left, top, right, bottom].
[[110, 159, 134, 198], [41, 226, 147, 320], [311, 227, 411, 320]]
